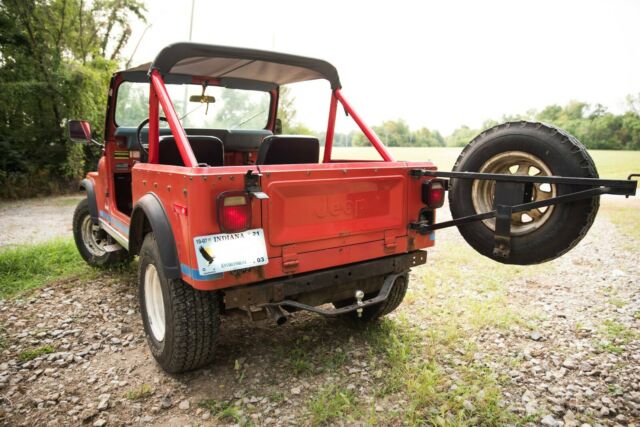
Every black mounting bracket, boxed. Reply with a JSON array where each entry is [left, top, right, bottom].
[[409, 169, 638, 256], [244, 170, 269, 200]]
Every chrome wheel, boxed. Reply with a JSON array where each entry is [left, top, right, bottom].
[[471, 151, 556, 236], [144, 264, 166, 342], [80, 216, 109, 256]]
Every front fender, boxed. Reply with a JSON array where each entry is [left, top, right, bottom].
[[129, 193, 181, 280], [80, 178, 98, 224]]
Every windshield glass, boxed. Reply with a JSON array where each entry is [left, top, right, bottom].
[[115, 82, 270, 129]]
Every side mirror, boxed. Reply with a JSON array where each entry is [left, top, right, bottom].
[[68, 120, 92, 143]]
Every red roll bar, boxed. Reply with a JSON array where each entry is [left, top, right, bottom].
[[148, 69, 198, 167]]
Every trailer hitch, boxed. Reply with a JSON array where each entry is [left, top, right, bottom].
[[260, 272, 405, 317], [409, 169, 638, 258]]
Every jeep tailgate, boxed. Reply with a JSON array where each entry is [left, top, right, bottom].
[[258, 161, 436, 270]]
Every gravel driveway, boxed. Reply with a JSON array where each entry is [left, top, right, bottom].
[[0, 196, 638, 426], [0, 195, 83, 248]]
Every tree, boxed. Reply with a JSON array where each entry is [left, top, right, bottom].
[[276, 85, 314, 136], [446, 125, 477, 147], [0, 0, 145, 198]]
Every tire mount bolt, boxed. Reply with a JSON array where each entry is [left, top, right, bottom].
[[355, 290, 365, 318]]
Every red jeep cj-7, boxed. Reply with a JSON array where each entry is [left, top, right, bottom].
[[68, 43, 637, 373]]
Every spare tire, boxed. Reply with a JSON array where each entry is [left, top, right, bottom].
[[448, 121, 599, 265]]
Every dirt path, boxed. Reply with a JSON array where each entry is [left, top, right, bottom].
[[0, 198, 638, 426], [0, 195, 83, 248]]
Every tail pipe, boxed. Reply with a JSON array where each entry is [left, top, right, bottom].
[[266, 305, 288, 326]]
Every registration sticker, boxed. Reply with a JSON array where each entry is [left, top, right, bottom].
[[193, 229, 268, 276]]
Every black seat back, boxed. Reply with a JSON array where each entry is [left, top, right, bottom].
[[256, 135, 320, 165], [159, 135, 224, 166]]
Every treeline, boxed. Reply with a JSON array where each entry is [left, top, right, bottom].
[[311, 96, 640, 150], [448, 97, 640, 150], [0, 0, 145, 199]]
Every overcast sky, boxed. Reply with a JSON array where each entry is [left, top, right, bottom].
[[122, 0, 640, 134]]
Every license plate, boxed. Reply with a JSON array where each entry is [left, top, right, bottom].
[[193, 229, 268, 276]]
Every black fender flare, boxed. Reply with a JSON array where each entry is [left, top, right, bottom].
[[129, 193, 181, 280], [79, 178, 99, 224]]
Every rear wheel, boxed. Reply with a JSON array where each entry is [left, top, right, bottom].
[[138, 233, 220, 373], [72, 198, 128, 267], [333, 274, 409, 322], [448, 121, 599, 265]]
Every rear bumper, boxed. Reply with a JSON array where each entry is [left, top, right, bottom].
[[223, 250, 427, 310]]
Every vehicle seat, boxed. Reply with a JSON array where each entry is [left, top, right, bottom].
[[159, 135, 224, 166], [256, 135, 320, 165]]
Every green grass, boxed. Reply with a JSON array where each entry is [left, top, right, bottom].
[[18, 344, 55, 361], [125, 383, 154, 400], [307, 385, 360, 426], [597, 320, 638, 354], [0, 238, 91, 299], [199, 399, 247, 425], [601, 204, 640, 241], [319, 241, 549, 425], [359, 318, 518, 426]]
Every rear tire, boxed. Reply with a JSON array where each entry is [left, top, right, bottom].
[[448, 121, 599, 265], [333, 274, 409, 322], [138, 233, 220, 373], [72, 198, 128, 267]]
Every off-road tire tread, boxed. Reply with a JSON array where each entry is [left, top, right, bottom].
[[449, 121, 599, 264], [139, 234, 220, 373]]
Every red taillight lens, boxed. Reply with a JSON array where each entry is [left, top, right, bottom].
[[424, 180, 445, 209], [217, 192, 251, 233]]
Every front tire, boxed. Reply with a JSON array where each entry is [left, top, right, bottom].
[[72, 198, 128, 267], [138, 233, 220, 373]]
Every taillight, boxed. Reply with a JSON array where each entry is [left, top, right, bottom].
[[422, 179, 446, 209], [217, 192, 251, 233]]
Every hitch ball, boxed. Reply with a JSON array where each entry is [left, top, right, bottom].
[[355, 290, 365, 318]]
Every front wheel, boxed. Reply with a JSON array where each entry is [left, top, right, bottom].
[[138, 233, 221, 373], [72, 198, 128, 267]]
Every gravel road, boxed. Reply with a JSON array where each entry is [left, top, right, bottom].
[[0, 195, 83, 248], [0, 196, 638, 426]]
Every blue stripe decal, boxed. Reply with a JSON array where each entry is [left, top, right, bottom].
[[99, 210, 129, 235], [181, 263, 223, 281]]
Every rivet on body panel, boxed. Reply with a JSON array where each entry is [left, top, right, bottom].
[[166, 185, 171, 192], [183, 188, 187, 196], [153, 182, 158, 188]]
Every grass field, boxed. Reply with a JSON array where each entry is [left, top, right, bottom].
[[331, 147, 640, 182], [0, 239, 93, 299]]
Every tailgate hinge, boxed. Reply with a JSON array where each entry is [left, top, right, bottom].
[[282, 245, 299, 273], [384, 230, 397, 252]]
